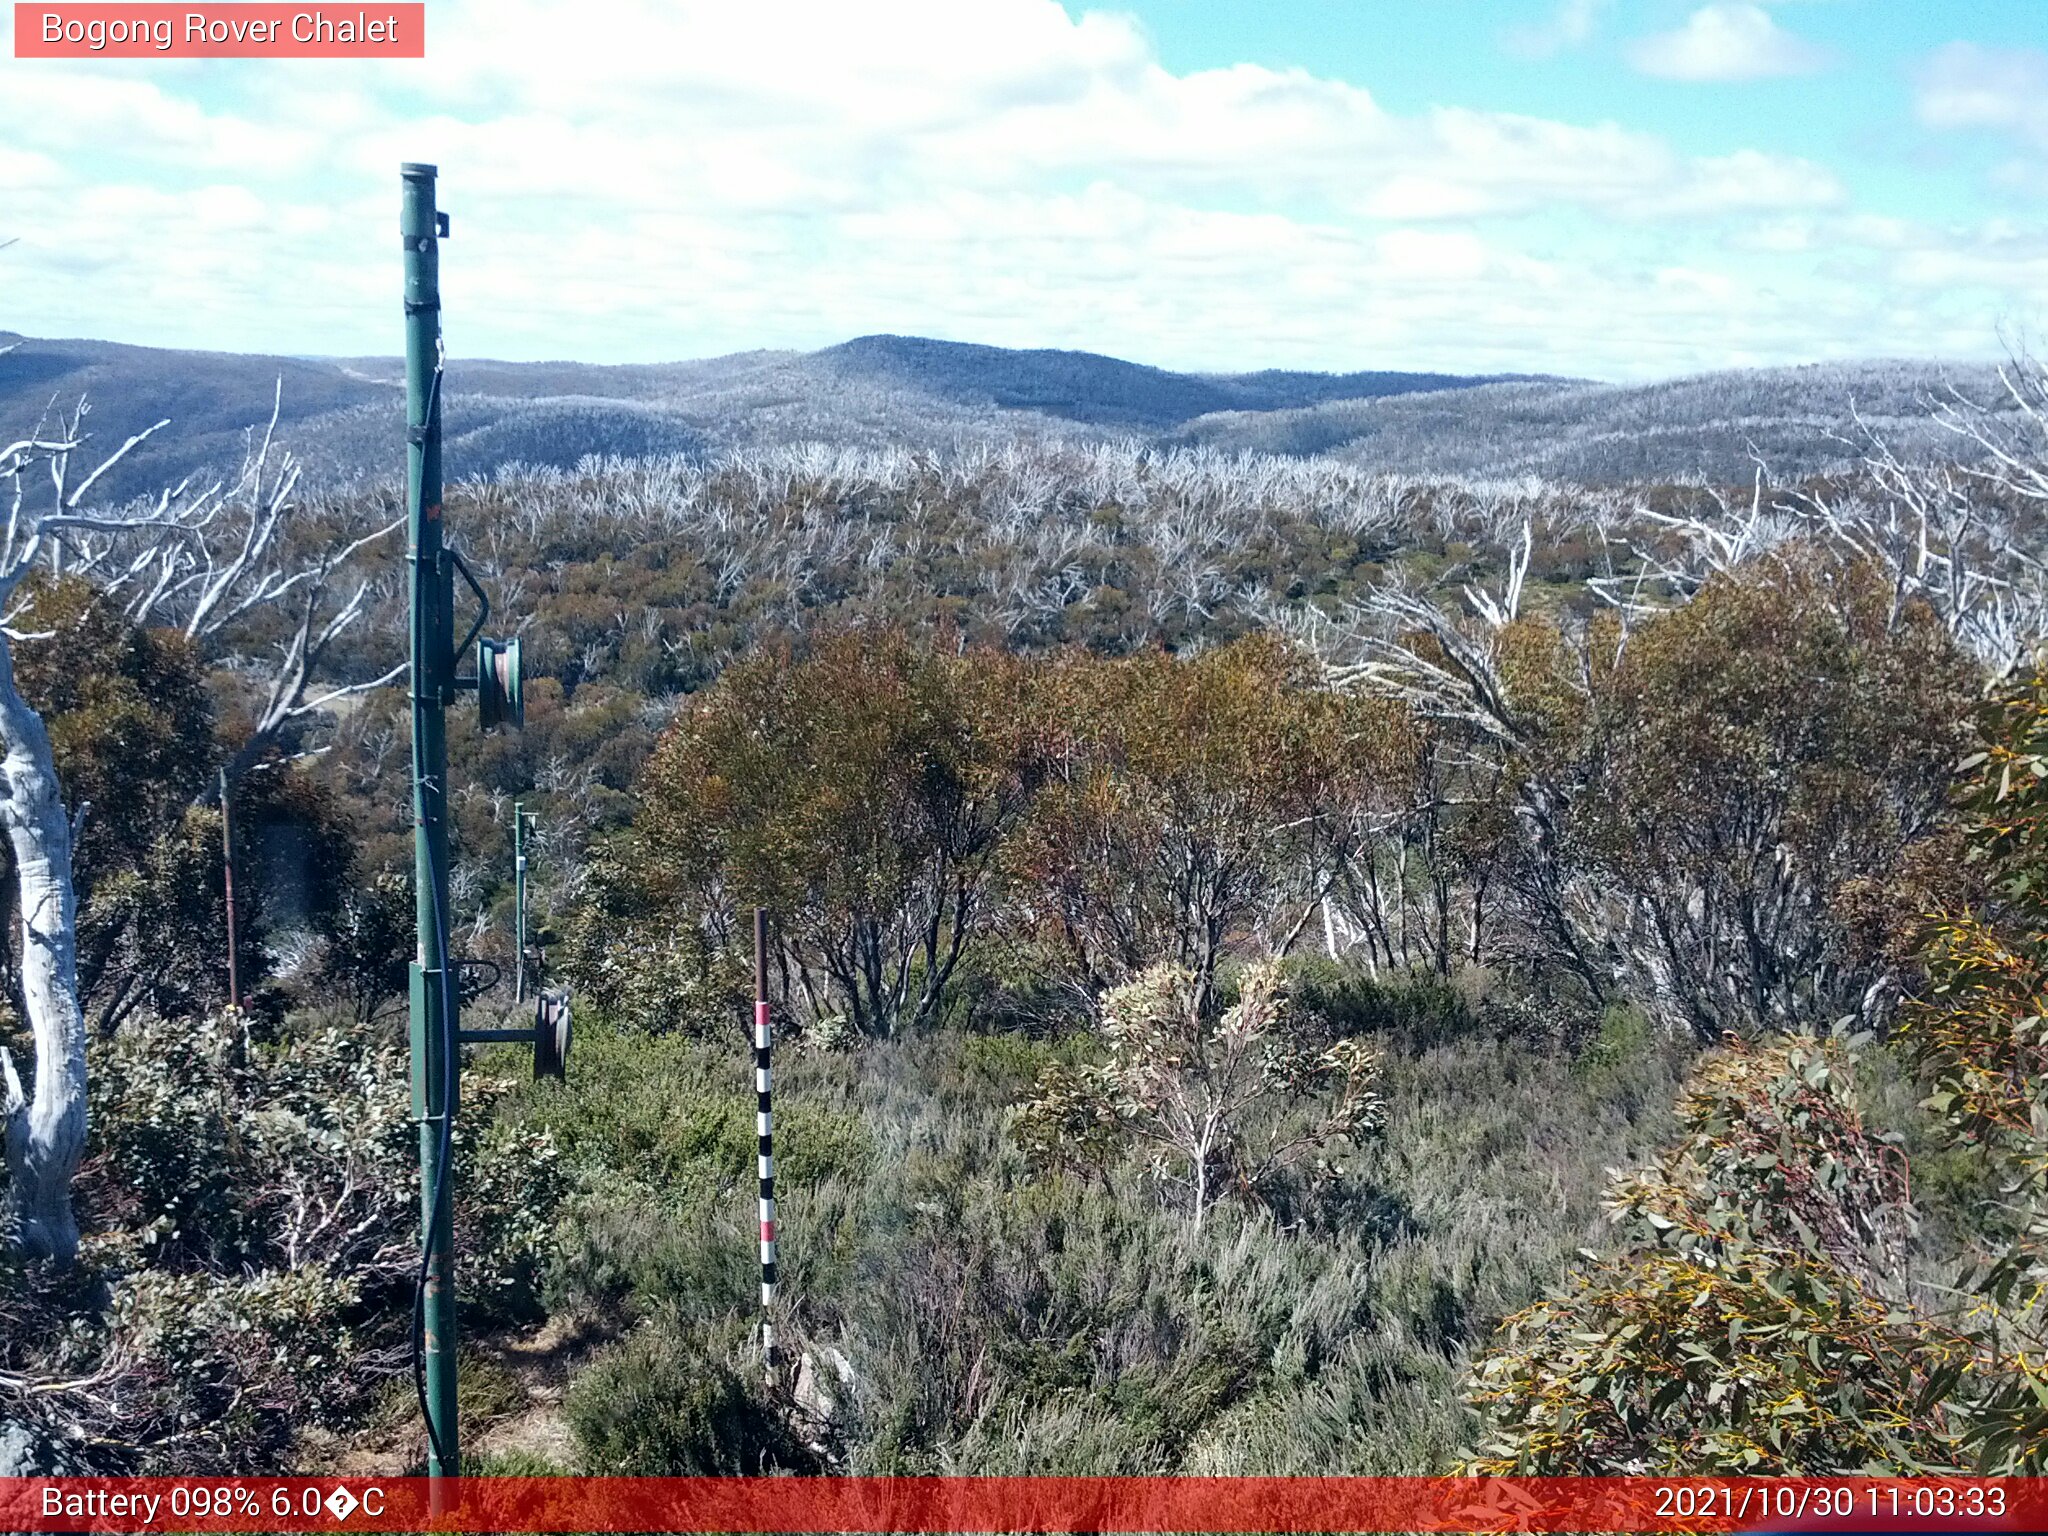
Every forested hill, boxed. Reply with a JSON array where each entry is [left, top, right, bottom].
[[0, 327, 2007, 500], [1168, 359, 2011, 483], [807, 334, 1540, 428], [0, 330, 1537, 496]]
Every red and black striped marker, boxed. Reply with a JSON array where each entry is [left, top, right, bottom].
[[753, 908, 776, 1374]]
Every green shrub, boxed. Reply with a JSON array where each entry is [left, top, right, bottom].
[[1283, 956, 1473, 1044], [927, 938, 1087, 1038], [316, 871, 414, 1024], [2, 1011, 563, 1472], [521, 1023, 873, 1210], [567, 1315, 811, 1474], [528, 995, 1680, 1477], [1015, 962, 1384, 1227], [557, 870, 747, 1039], [1573, 1003, 1652, 1081], [957, 1031, 1060, 1086], [1464, 1036, 1959, 1474], [466, 1447, 574, 1476]]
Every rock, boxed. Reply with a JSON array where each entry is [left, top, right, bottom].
[[826, 1346, 855, 1388], [793, 1351, 832, 1424], [0, 1419, 62, 1476], [793, 1346, 858, 1427]]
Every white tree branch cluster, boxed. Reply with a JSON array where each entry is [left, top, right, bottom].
[[1586, 365, 2048, 674], [23, 385, 407, 750]]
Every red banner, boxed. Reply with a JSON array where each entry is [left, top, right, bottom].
[[0, 1476, 2039, 1533], [13, 4, 424, 58]]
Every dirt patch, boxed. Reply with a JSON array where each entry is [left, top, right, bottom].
[[301, 1313, 608, 1475]]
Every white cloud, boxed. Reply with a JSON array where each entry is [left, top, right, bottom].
[[0, 147, 64, 192], [1654, 149, 1843, 215], [0, 0, 2023, 380], [1502, 0, 1613, 60], [1628, 4, 1830, 83], [0, 1, 1847, 217], [1374, 229, 1493, 280], [1915, 42, 2048, 151], [1889, 220, 2048, 295]]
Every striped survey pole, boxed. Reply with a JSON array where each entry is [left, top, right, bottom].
[[753, 908, 777, 1380]]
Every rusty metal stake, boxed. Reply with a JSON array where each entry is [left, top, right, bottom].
[[220, 765, 240, 1012]]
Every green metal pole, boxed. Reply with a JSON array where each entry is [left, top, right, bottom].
[[513, 801, 526, 1004], [402, 160, 460, 1480]]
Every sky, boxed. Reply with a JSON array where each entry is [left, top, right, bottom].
[[1, 0, 2045, 380]]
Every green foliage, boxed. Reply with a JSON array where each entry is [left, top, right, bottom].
[[1498, 552, 1976, 1037], [918, 936, 1085, 1037], [0, 576, 363, 1027], [81, 765, 358, 1029], [465, 1447, 574, 1476], [560, 554, 1961, 1063], [15, 429, 2011, 1479], [11, 575, 213, 895], [1574, 1004, 1655, 1085], [4, 576, 216, 1024], [1901, 662, 2048, 1469], [1911, 665, 2048, 1170], [629, 628, 1040, 1036], [1464, 1035, 1963, 1474], [315, 870, 414, 1023], [556, 849, 745, 1038], [229, 766, 359, 950], [955, 1029, 1062, 1084], [84, 1012, 559, 1307], [81, 807, 240, 1027], [1461, 659, 2048, 1479], [591, 630, 1415, 1042], [528, 1020, 873, 1196], [1010, 636, 1411, 1003], [0, 1012, 564, 1471], [1284, 956, 1474, 1043], [525, 1016, 1678, 1474], [567, 1314, 812, 1474]]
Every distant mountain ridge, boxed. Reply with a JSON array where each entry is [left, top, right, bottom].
[[809, 334, 1550, 430], [0, 328, 2009, 497], [1167, 359, 2010, 484]]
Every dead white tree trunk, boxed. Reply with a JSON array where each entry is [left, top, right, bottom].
[[0, 628, 84, 1263], [0, 424, 96, 1262]]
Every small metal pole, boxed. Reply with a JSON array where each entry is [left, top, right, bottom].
[[219, 766, 240, 1012], [754, 908, 777, 1383], [513, 802, 527, 1003]]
